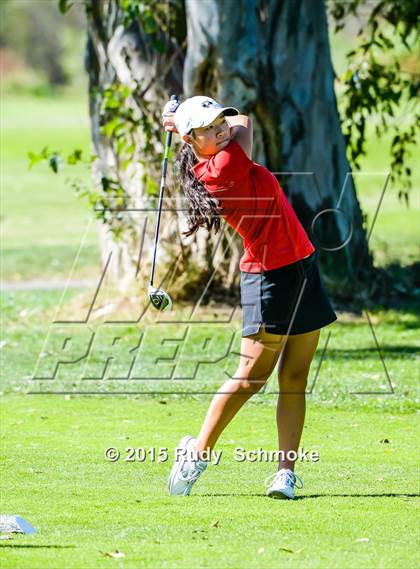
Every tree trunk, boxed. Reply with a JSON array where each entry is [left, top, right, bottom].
[[84, 0, 186, 291], [184, 0, 374, 298]]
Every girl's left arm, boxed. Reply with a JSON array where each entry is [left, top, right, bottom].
[[226, 115, 253, 159]]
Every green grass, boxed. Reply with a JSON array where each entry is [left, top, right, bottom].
[[354, 127, 419, 268], [1, 289, 418, 566], [327, 25, 420, 269], [1, 289, 419, 410], [1, 396, 419, 568], [1, 94, 99, 281]]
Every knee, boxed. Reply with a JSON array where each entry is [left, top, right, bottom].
[[237, 380, 267, 395], [279, 369, 309, 393], [232, 369, 269, 395]]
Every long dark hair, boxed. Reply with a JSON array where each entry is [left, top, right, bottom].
[[173, 142, 222, 237]]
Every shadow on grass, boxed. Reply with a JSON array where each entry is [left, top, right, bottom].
[[331, 261, 420, 312], [294, 493, 420, 500], [325, 346, 418, 360], [199, 493, 420, 499], [0, 544, 76, 548]]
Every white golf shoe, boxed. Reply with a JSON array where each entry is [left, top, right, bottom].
[[168, 435, 209, 496], [265, 468, 303, 499]]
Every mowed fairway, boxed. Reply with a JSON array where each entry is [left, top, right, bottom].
[[1, 396, 419, 568], [1, 285, 419, 567], [1, 92, 419, 568], [1, 94, 98, 282]]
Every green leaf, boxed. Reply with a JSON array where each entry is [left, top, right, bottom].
[[143, 15, 158, 34], [116, 138, 127, 156], [125, 143, 135, 156], [41, 146, 50, 159], [122, 158, 132, 171], [101, 177, 110, 192], [120, 85, 132, 99], [101, 118, 121, 138], [67, 149, 83, 165], [341, 70, 353, 82], [49, 153, 62, 174], [152, 39, 166, 54], [27, 151, 44, 170], [58, 0, 74, 14]]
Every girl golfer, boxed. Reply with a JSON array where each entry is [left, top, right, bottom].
[[162, 96, 337, 499]]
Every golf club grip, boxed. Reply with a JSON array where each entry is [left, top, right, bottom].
[[163, 94, 178, 159]]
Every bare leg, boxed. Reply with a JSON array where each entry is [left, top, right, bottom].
[[195, 327, 285, 455], [276, 329, 320, 471]]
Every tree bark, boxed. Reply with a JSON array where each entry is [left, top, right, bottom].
[[84, 0, 186, 291], [184, 0, 374, 298]]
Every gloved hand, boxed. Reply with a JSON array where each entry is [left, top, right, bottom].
[[162, 98, 180, 133], [162, 98, 180, 118]]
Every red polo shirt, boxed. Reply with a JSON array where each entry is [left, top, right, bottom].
[[191, 140, 315, 272]]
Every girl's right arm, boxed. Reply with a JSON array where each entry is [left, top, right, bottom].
[[225, 115, 253, 159]]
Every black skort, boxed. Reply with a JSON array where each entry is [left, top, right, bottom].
[[240, 250, 337, 337]]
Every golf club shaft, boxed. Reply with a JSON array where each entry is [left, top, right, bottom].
[[149, 96, 178, 287]]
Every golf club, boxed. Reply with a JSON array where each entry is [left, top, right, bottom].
[[148, 94, 179, 311]]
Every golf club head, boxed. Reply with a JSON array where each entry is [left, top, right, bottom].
[[148, 286, 173, 311]]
